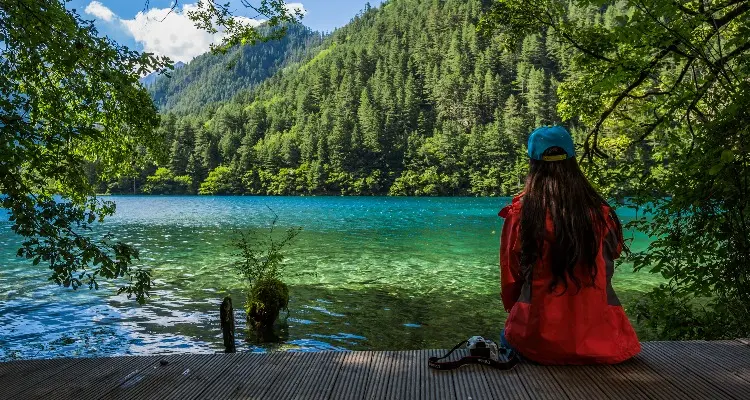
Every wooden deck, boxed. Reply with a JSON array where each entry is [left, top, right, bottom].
[[1, 340, 749, 399]]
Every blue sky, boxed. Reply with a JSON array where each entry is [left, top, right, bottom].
[[69, 0, 385, 63]]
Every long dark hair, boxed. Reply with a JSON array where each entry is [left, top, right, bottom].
[[519, 147, 623, 294]]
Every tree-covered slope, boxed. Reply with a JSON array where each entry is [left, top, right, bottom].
[[140, 61, 185, 87], [113, 0, 572, 196], [147, 24, 323, 113]]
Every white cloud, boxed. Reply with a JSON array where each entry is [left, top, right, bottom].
[[84, 1, 115, 22], [233, 16, 266, 29], [285, 3, 308, 16], [121, 3, 237, 63], [83, 1, 291, 63]]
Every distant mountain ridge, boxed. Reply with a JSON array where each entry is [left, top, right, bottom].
[[145, 24, 324, 113], [140, 61, 185, 87]]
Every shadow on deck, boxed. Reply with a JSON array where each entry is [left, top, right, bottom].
[[1, 340, 749, 399]]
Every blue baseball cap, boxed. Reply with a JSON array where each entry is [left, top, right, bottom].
[[527, 125, 576, 161]]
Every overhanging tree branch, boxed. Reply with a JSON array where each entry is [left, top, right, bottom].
[[584, 44, 677, 159]]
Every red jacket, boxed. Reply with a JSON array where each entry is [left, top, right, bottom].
[[499, 195, 641, 365]]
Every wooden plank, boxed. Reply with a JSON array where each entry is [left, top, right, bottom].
[[482, 362, 532, 400], [481, 350, 532, 400], [411, 350, 429, 400], [422, 349, 456, 400], [262, 351, 322, 399], [53, 356, 162, 400], [328, 351, 374, 400], [545, 365, 610, 400], [225, 351, 296, 399], [364, 350, 395, 400], [658, 341, 750, 399], [400, 350, 417, 400], [404, 349, 425, 400], [3, 342, 749, 400], [177, 352, 267, 400], [365, 350, 402, 400], [605, 356, 684, 400], [406, 350, 426, 400], [514, 363, 570, 400], [578, 362, 651, 400], [454, 364, 496, 400], [383, 350, 411, 400], [689, 340, 750, 382], [160, 353, 244, 400], [14, 356, 160, 400], [638, 342, 735, 400], [291, 351, 346, 400], [99, 354, 215, 400], [0, 357, 74, 379], [0, 358, 84, 400]]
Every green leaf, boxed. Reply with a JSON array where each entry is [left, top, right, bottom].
[[720, 150, 734, 164]]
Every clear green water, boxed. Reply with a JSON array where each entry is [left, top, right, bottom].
[[0, 196, 659, 360]]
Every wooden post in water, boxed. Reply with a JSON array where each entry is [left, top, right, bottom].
[[220, 296, 236, 353]]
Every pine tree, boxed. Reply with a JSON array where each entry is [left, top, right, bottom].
[[358, 87, 382, 153], [170, 119, 196, 176], [196, 129, 221, 173], [186, 152, 205, 193], [503, 94, 527, 146], [525, 67, 548, 127], [520, 34, 544, 65]]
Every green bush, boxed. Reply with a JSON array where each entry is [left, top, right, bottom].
[[199, 165, 243, 195], [634, 285, 750, 340], [247, 278, 290, 330], [142, 167, 192, 194]]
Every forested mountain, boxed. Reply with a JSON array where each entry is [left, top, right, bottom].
[[105, 0, 595, 196], [147, 24, 324, 113], [140, 61, 185, 87]]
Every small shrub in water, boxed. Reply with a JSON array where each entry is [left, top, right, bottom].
[[232, 210, 301, 340], [247, 278, 290, 333]]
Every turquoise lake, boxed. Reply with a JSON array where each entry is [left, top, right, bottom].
[[0, 196, 660, 360]]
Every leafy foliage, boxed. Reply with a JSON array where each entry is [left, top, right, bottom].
[[199, 165, 243, 195], [480, 0, 750, 338], [0, 0, 303, 300], [233, 214, 301, 286], [0, 0, 174, 302], [142, 167, 192, 195], [633, 286, 749, 340]]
